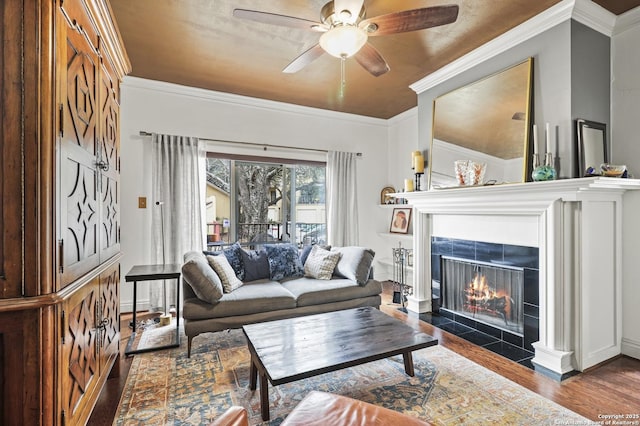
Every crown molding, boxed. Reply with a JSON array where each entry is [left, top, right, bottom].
[[614, 5, 640, 36], [572, 0, 616, 36], [122, 76, 388, 127], [410, 0, 619, 95]]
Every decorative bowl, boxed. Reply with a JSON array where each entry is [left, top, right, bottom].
[[600, 164, 627, 178]]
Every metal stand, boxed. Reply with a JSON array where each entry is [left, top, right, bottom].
[[414, 172, 424, 191], [392, 243, 413, 309]]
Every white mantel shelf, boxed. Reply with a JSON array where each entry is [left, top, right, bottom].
[[395, 177, 640, 378], [397, 177, 640, 203]]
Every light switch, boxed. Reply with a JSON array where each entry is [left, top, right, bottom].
[[138, 197, 147, 208]]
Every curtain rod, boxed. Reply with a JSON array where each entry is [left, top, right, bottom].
[[138, 131, 362, 157]]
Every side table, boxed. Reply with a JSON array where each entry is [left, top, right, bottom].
[[124, 263, 182, 356]]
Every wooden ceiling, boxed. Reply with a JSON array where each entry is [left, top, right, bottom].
[[110, 0, 640, 119]]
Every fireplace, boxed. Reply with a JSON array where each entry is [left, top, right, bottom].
[[430, 237, 539, 355], [441, 256, 524, 336], [400, 178, 640, 377]]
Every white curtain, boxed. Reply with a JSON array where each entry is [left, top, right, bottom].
[[326, 151, 358, 246], [150, 133, 205, 311]]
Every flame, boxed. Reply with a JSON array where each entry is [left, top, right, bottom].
[[466, 273, 511, 317]]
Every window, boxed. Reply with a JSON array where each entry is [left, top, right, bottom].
[[205, 156, 326, 248]]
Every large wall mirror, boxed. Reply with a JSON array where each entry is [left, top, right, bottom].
[[429, 58, 533, 188]]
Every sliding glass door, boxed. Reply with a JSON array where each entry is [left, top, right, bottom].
[[205, 156, 325, 247]]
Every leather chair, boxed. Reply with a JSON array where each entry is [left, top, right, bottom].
[[210, 406, 248, 426], [281, 391, 433, 426]]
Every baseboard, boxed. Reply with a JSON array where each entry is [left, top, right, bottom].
[[622, 338, 640, 360]]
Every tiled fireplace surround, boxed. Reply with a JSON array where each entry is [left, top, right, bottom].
[[401, 177, 640, 380], [429, 237, 539, 369]]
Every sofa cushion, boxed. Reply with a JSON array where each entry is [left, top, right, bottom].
[[331, 246, 375, 285], [207, 255, 244, 293], [182, 281, 297, 319], [240, 249, 271, 282], [304, 245, 342, 280], [264, 243, 304, 281], [182, 251, 224, 303], [281, 277, 383, 307]]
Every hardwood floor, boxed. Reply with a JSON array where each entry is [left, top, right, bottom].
[[89, 283, 640, 425]]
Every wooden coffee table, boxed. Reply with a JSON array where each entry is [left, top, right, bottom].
[[242, 306, 438, 421]]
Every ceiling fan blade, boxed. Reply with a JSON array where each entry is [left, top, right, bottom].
[[233, 9, 326, 32], [360, 5, 459, 37], [283, 44, 326, 73], [354, 43, 390, 77], [333, 0, 365, 24]]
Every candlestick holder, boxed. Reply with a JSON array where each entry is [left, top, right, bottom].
[[414, 172, 424, 191], [531, 152, 557, 181]]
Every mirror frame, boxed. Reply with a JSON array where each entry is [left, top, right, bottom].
[[428, 58, 534, 189], [575, 119, 608, 177]]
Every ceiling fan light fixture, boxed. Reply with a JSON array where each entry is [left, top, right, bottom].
[[319, 25, 368, 58]]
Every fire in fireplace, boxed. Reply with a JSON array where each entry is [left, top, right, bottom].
[[441, 256, 524, 335]]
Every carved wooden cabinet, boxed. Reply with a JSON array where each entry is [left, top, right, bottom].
[[0, 0, 129, 424]]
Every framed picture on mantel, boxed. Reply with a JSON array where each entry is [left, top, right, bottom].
[[389, 207, 411, 234]]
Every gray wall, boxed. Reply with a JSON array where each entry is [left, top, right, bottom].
[[571, 21, 611, 168], [418, 20, 611, 179]]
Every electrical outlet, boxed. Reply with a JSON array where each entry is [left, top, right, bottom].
[[138, 197, 147, 208]]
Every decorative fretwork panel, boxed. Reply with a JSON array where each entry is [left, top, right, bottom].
[[101, 175, 119, 254], [100, 263, 120, 364], [66, 29, 97, 157], [99, 61, 121, 261], [63, 283, 98, 419], [64, 161, 99, 267], [100, 63, 119, 173]]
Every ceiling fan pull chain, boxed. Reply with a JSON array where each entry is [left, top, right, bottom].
[[340, 55, 346, 96]]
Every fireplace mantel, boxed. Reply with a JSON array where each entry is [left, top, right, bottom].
[[400, 177, 640, 378]]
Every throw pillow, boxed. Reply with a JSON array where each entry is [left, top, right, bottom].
[[240, 249, 271, 282], [304, 245, 342, 280], [264, 243, 304, 281], [181, 251, 223, 303], [222, 242, 245, 280], [299, 244, 332, 265], [207, 254, 243, 293], [331, 246, 376, 285]]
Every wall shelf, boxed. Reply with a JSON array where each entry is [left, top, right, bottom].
[[377, 232, 413, 241]]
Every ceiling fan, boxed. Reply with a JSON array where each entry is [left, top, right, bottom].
[[233, 1, 459, 77]]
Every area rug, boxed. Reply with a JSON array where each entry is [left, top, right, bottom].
[[114, 323, 589, 426]]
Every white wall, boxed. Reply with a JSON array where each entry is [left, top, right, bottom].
[[120, 77, 390, 311], [612, 16, 640, 360]]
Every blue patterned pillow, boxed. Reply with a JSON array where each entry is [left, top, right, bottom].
[[264, 244, 304, 281], [222, 242, 245, 280]]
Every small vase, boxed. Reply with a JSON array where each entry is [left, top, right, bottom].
[[531, 152, 557, 181]]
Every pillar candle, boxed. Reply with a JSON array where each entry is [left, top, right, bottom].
[[533, 124, 538, 155], [414, 154, 424, 173], [404, 178, 414, 192], [411, 150, 421, 169], [546, 122, 551, 153]]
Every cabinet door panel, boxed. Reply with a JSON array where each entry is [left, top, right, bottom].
[[99, 262, 120, 370], [60, 278, 99, 425], [59, 13, 100, 287], [99, 61, 120, 261]]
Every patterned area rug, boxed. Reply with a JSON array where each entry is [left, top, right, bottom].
[[114, 322, 588, 425]]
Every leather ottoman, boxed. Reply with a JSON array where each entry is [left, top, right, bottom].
[[281, 391, 433, 426]]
